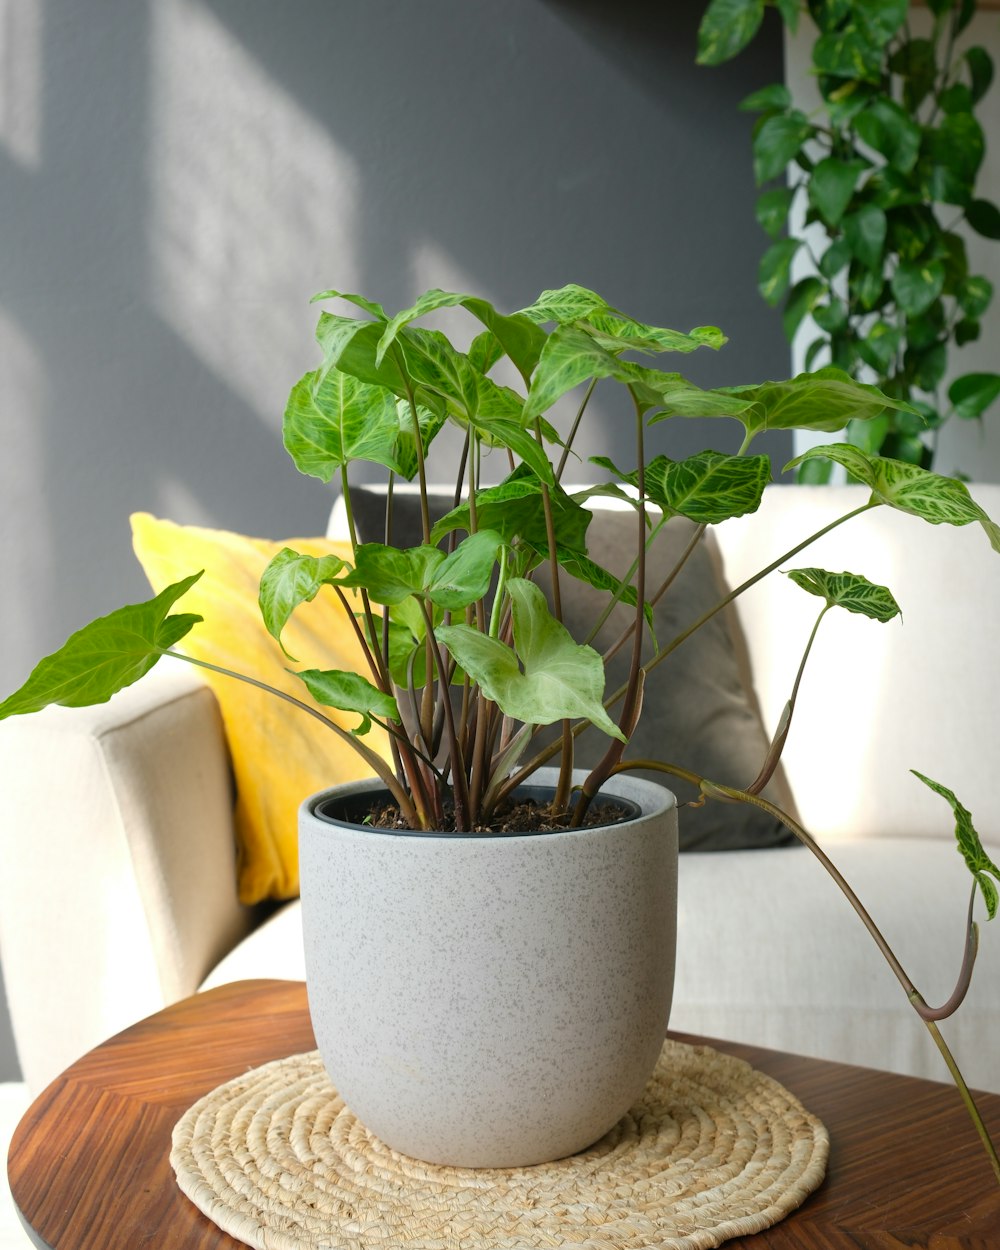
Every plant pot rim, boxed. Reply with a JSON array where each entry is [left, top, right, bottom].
[[303, 769, 676, 842]]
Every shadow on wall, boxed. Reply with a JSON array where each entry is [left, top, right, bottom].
[[0, 0, 787, 1080]]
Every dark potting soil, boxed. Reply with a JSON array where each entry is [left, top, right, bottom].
[[361, 798, 631, 835]]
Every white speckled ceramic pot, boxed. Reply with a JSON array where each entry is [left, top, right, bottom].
[[298, 768, 678, 1168]]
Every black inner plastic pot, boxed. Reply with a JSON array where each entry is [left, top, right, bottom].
[[313, 784, 641, 837]]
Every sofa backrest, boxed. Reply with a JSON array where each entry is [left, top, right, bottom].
[[714, 483, 1000, 843]]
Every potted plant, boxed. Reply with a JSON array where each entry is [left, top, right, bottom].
[[1, 282, 998, 1173], [697, 0, 1000, 475]]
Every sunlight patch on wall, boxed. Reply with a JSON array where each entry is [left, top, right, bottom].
[[0, 0, 42, 168], [147, 0, 362, 427], [0, 309, 51, 675]]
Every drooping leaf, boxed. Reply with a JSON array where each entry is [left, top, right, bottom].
[[338, 543, 445, 605], [696, 0, 765, 65], [740, 83, 792, 113], [966, 199, 1000, 240], [786, 568, 901, 622], [813, 27, 882, 82], [785, 445, 1000, 551], [911, 772, 1000, 919], [424, 530, 504, 611], [753, 111, 815, 184], [436, 579, 625, 739], [522, 325, 626, 420], [966, 46, 994, 104], [843, 204, 888, 271], [854, 98, 921, 174], [759, 238, 801, 306], [720, 367, 918, 443], [259, 548, 349, 659], [756, 185, 796, 238], [855, 320, 901, 373], [891, 261, 945, 318], [397, 327, 482, 419], [958, 275, 993, 319], [393, 398, 449, 481], [0, 574, 204, 719], [948, 372, 1000, 420], [925, 113, 985, 185], [311, 289, 388, 320], [578, 311, 725, 356], [295, 669, 399, 737], [783, 277, 826, 341], [809, 157, 866, 227], [283, 368, 400, 480]]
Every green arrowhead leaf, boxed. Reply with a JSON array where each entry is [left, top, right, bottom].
[[595, 451, 770, 525], [522, 325, 627, 421], [398, 327, 482, 419], [437, 579, 625, 739], [911, 772, 1000, 919], [721, 367, 918, 444], [339, 543, 445, 605], [430, 466, 590, 553], [785, 446, 1000, 551], [517, 284, 610, 325], [425, 530, 504, 611], [259, 548, 349, 659], [283, 368, 400, 480], [295, 669, 398, 737], [696, 0, 764, 65], [0, 574, 204, 719], [786, 568, 901, 621], [948, 372, 1000, 420]]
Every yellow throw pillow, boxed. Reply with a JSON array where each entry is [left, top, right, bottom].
[[131, 513, 390, 905]]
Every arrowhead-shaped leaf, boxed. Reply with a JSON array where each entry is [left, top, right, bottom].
[[593, 451, 770, 524], [258, 548, 349, 659], [295, 669, 398, 737], [283, 368, 400, 480], [430, 466, 591, 552], [786, 568, 901, 622], [517, 284, 611, 325], [0, 574, 204, 719], [425, 530, 504, 610], [911, 771, 1000, 919], [436, 579, 625, 739], [339, 543, 445, 605], [785, 445, 1000, 551]]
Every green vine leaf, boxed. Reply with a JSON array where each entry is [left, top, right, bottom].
[[948, 373, 1000, 420], [283, 368, 401, 480], [891, 260, 946, 317], [759, 238, 801, 306], [594, 450, 770, 525], [809, 157, 867, 227], [753, 111, 815, 184], [786, 568, 901, 622], [0, 574, 204, 719], [911, 772, 1000, 920], [756, 185, 797, 239]]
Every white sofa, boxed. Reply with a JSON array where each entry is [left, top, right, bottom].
[[1, 484, 998, 1098]]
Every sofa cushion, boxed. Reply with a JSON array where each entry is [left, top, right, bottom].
[[131, 514, 390, 904]]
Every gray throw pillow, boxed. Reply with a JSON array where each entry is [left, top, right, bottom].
[[350, 486, 796, 851]]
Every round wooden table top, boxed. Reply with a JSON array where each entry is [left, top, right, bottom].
[[7, 979, 1000, 1249]]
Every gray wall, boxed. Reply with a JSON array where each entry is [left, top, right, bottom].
[[0, 2, 787, 1080]]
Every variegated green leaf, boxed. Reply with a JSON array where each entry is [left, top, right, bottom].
[[398, 328, 481, 419], [786, 568, 901, 621], [785, 445, 1000, 552], [259, 548, 349, 658], [295, 669, 398, 737], [593, 451, 770, 524], [517, 284, 611, 325], [578, 311, 726, 355], [430, 466, 590, 552], [339, 543, 445, 605], [311, 289, 388, 320], [522, 325, 627, 421], [0, 574, 204, 718], [283, 368, 400, 480], [911, 772, 1000, 919], [425, 530, 504, 611], [393, 398, 448, 481], [436, 579, 624, 739], [696, 0, 765, 65]]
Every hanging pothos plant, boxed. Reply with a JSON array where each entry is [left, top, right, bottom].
[[698, 0, 1000, 478]]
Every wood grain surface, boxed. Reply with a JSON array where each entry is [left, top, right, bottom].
[[7, 979, 1000, 1249]]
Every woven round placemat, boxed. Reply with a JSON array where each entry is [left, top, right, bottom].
[[171, 1040, 828, 1250]]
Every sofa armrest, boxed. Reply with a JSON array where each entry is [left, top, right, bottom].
[[0, 666, 254, 1093]]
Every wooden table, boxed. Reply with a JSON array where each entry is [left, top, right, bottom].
[[7, 979, 1000, 1249]]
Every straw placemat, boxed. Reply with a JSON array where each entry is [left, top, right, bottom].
[[171, 1039, 828, 1250]]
